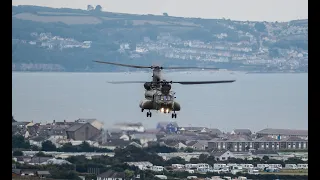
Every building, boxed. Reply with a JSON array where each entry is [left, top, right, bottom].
[[186, 140, 208, 150], [75, 118, 104, 130], [126, 161, 153, 170], [66, 123, 100, 141], [97, 170, 125, 180], [131, 133, 157, 145], [208, 136, 308, 152], [156, 121, 179, 133], [256, 128, 308, 140], [211, 150, 235, 161], [231, 129, 252, 136]]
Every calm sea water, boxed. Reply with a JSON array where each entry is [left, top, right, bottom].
[[12, 71, 308, 132]]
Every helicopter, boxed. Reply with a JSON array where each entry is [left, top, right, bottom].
[[94, 60, 235, 118]]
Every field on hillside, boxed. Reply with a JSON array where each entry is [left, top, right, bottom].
[[259, 169, 308, 175]]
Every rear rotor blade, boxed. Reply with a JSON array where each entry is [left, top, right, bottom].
[[94, 60, 151, 69], [107, 81, 146, 84], [162, 66, 219, 70], [172, 80, 236, 85]]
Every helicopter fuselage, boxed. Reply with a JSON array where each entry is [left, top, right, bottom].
[[140, 91, 181, 114]]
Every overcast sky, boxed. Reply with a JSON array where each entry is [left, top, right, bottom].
[[12, 0, 307, 22]]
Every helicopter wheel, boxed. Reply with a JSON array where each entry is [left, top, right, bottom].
[[141, 109, 144, 112], [171, 113, 177, 118], [147, 112, 152, 117]]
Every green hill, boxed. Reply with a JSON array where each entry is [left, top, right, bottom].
[[12, 5, 308, 72]]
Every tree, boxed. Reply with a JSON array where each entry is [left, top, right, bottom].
[[12, 135, 30, 149], [206, 155, 216, 165], [124, 169, 135, 179], [13, 150, 23, 156], [163, 12, 168, 16], [285, 157, 304, 164], [166, 157, 186, 165], [95, 5, 102, 12], [35, 151, 53, 157], [189, 158, 200, 164], [262, 155, 269, 161], [41, 140, 57, 151], [87, 5, 94, 11], [184, 147, 194, 153], [254, 22, 266, 32], [199, 154, 208, 162]]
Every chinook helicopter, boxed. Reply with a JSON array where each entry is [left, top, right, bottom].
[[94, 60, 235, 118]]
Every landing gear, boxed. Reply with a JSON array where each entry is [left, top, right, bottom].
[[146, 111, 152, 117], [141, 109, 144, 112], [171, 112, 177, 118]]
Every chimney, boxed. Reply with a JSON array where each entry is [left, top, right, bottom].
[[53, 120, 56, 124]]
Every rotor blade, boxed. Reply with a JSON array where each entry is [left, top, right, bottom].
[[94, 60, 151, 69], [107, 81, 146, 84], [172, 80, 236, 85], [162, 66, 220, 70]]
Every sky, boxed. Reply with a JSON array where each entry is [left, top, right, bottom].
[[12, 0, 308, 22]]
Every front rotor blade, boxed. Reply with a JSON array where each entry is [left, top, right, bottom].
[[94, 60, 151, 69], [162, 66, 219, 70], [108, 81, 146, 84], [173, 80, 236, 85]]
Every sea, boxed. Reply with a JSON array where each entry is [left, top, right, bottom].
[[12, 71, 308, 132]]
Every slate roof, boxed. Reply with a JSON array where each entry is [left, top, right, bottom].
[[254, 136, 279, 142], [257, 128, 308, 136], [161, 135, 190, 141], [132, 133, 157, 140], [66, 123, 87, 132], [30, 157, 52, 164], [208, 128, 222, 135], [186, 141, 198, 146], [234, 129, 252, 134], [280, 136, 307, 142], [211, 150, 229, 157], [226, 135, 252, 142]]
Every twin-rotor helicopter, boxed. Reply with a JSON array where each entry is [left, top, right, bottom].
[[94, 60, 235, 118]]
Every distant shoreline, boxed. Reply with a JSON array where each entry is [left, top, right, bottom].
[[12, 70, 308, 74]]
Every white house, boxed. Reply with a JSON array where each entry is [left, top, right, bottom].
[[131, 133, 157, 145], [120, 134, 130, 141], [97, 170, 124, 180], [212, 150, 235, 161]]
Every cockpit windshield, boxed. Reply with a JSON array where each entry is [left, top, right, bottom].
[[159, 95, 172, 101]]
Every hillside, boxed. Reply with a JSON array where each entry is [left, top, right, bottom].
[[12, 5, 308, 72]]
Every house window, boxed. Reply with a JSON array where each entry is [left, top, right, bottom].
[[222, 157, 226, 160]]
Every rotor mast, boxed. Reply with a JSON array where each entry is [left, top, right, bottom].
[[152, 67, 162, 82]]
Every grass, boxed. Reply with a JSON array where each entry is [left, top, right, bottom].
[[13, 13, 102, 25], [259, 169, 308, 175]]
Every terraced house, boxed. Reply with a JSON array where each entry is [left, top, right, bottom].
[[208, 128, 308, 152]]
